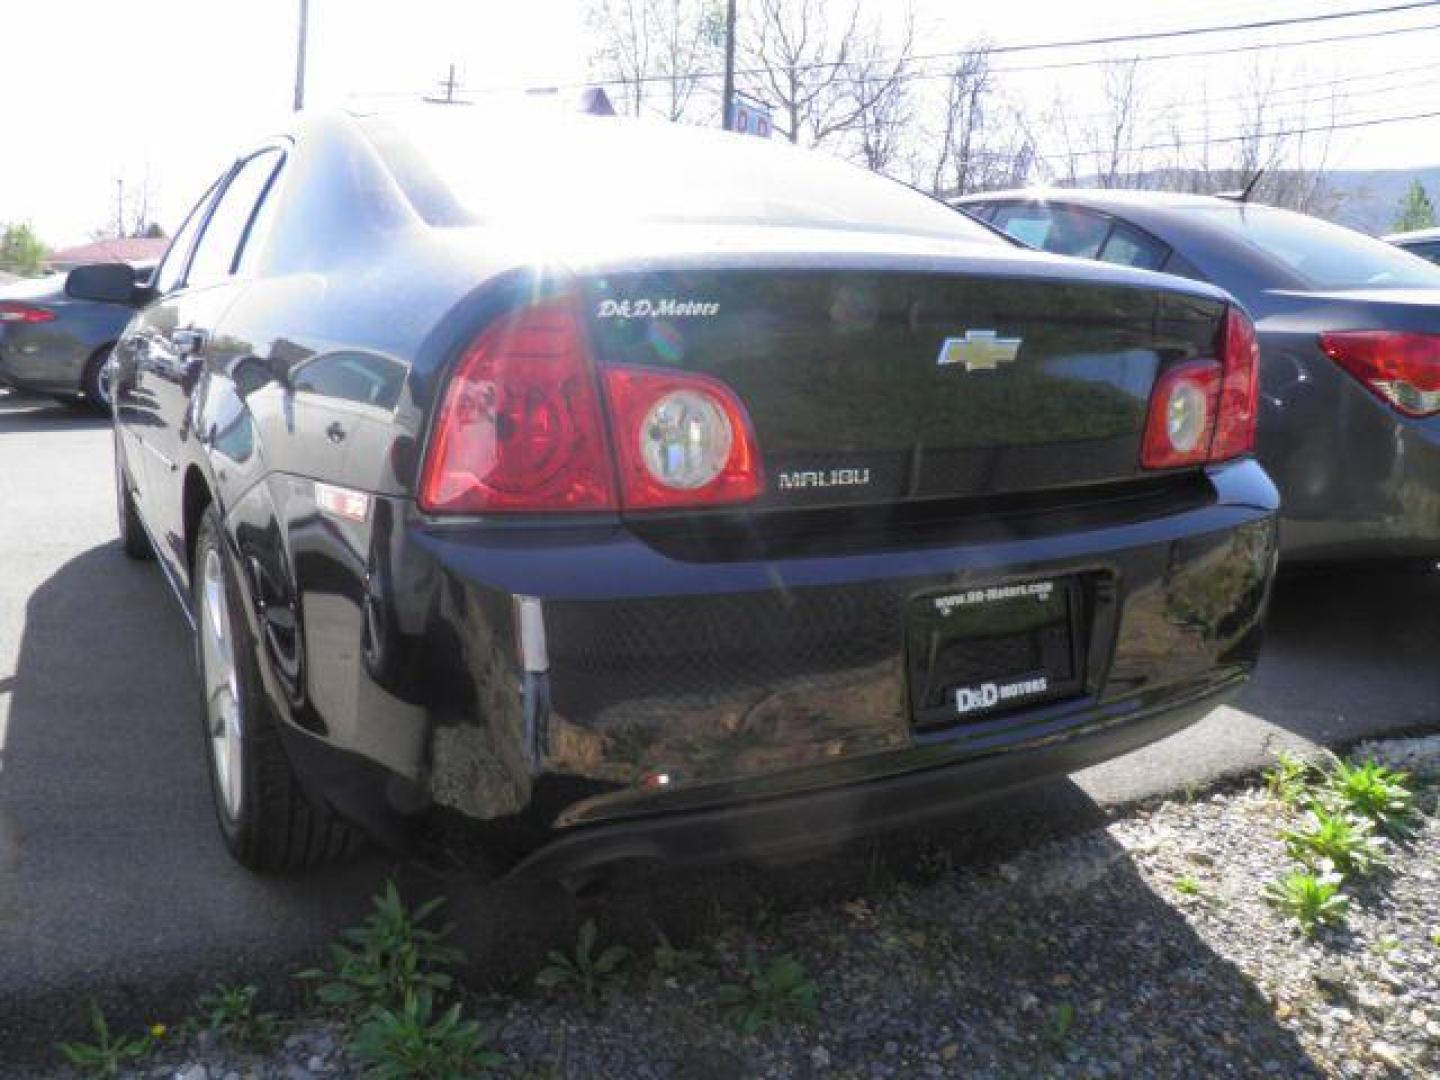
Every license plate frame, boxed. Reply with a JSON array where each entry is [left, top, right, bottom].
[[906, 575, 1088, 730]]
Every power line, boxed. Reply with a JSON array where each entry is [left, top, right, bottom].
[[568, 3, 1440, 91], [1018, 105, 1440, 169], [988, 18, 1440, 75], [955, 0, 1440, 57]]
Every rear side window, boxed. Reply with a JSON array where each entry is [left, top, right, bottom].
[[1098, 221, 1168, 271], [991, 204, 1109, 258], [152, 178, 221, 295], [1401, 241, 1440, 266], [1195, 205, 1440, 289], [187, 150, 283, 289]]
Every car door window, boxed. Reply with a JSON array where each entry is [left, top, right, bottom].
[[186, 150, 283, 289], [1098, 221, 1169, 271], [151, 178, 222, 295], [990, 204, 1109, 258], [1406, 242, 1440, 267]]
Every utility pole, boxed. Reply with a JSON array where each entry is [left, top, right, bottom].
[[425, 64, 464, 105], [114, 179, 125, 239], [293, 0, 309, 111], [721, 0, 736, 130]]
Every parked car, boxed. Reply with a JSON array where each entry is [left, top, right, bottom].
[[1385, 226, 1440, 266], [83, 107, 1277, 877], [0, 264, 154, 409], [958, 190, 1440, 565]]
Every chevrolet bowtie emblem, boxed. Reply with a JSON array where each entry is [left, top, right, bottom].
[[936, 330, 1022, 371]]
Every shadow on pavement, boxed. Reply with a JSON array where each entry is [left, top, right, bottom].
[[0, 542, 390, 1063]]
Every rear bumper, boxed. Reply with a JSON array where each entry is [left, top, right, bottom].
[[0, 336, 85, 396], [245, 458, 1279, 871], [510, 673, 1238, 879]]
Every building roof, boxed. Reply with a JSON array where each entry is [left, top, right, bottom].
[[44, 237, 168, 269]]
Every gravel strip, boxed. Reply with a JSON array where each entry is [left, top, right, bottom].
[[18, 739, 1440, 1079]]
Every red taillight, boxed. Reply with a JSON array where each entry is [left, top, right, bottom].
[[417, 297, 616, 514], [1141, 305, 1259, 470], [602, 366, 762, 510], [418, 297, 764, 514], [0, 301, 56, 324], [1319, 330, 1440, 418], [1141, 360, 1221, 469], [1212, 305, 1260, 460]]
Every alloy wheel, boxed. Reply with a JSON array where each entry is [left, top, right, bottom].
[[199, 547, 244, 820]]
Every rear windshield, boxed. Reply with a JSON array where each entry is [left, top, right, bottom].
[[361, 110, 998, 244], [1195, 205, 1440, 290]]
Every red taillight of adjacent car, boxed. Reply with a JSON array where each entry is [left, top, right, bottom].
[[417, 297, 617, 514], [602, 366, 762, 510], [0, 302, 56, 324], [418, 296, 763, 514], [1141, 305, 1259, 470], [1319, 330, 1440, 418]]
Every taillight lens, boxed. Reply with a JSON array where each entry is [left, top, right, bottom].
[[418, 297, 763, 514], [1212, 305, 1260, 460], [603, 366, 762, 510], [0, 302, 57, 324], [1142, 305, 1259, 470], [1142, 361, 1221, 469], [417, 297, 616, 513], [1319, 330, 1440, 418]]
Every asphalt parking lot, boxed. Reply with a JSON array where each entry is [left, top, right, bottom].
[[1, 386, 1438, 1059]]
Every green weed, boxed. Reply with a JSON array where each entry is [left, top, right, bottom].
[[297, 881, 463, 1017], [196, 983, 280, 1048], [1321, 759, 1418, 838], [716, 953, 818, 1033], [349, 991, 505, 1080], [535, 919, 630, 1012], [1264, 868, 1350, 935], [57, 1003, 161, 1077], [1281, 808, 1388, 877]]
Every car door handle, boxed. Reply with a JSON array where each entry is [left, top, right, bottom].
[[170, 328, 208, 354]]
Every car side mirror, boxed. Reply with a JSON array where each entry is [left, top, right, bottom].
[[232, 354, 289, 397], [65, 263, 139, 305]]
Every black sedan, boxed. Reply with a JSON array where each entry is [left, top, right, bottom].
[[958, 189, 1440, 566], [80, 107, 1278, 876], [0, 265, 153, 409]]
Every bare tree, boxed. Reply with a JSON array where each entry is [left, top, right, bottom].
[[586, 0, 724, 121], [843, 9, 915, 174], [738, 0, 868, 147], [1088, 59, 1143, 187]]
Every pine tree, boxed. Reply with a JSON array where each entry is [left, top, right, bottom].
[[1393, 179, 1437, 233]]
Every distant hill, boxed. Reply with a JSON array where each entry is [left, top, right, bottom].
[[1321, 167, 1440, 235], [1066, 166, 1440, 236]]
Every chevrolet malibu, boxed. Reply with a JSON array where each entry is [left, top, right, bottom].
[[84, 106, 1279, 877]]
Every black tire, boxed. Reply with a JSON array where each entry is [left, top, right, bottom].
[[81, 346, 115, 412], [114, 433, 153, 562], [192, 507, 362, 871]]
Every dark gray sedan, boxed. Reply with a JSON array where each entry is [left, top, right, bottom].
[[957, 189, 1440, 566], [0, 265, 152, 410], [1386, 226, 1440, 266]]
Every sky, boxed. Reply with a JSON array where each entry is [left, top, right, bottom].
[[4, 0, 1440, 246]]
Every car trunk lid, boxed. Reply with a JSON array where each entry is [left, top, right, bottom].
[[582, 267, 1226, 511]]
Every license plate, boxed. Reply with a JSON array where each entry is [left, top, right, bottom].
[[906, 576, 1086, 730]]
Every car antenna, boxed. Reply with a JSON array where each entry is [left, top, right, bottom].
[[1215, 169, 1265, 203]]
